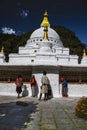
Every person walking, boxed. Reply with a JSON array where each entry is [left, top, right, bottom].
[[15, 75, 23, 98], [29, 75, 36, 97], [61, 77, 68, 97], [39, 71, 50, 101]]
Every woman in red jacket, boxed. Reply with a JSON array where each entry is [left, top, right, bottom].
[[15, 75, 23, 98]]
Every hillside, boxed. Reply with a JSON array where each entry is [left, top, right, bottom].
[[0, 26, 86, 62]]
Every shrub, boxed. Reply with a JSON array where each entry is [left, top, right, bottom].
[[75, 96, 87, 119]]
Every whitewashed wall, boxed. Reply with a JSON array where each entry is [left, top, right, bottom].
[[0, 83, 32, 97], [59, 84, 87, 97], [0, 83, 87, 97], [34, 72, 59, 98]]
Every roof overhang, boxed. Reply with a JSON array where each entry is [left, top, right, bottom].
[[0, 64, 87, 72]]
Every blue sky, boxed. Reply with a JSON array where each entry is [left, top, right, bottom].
[[0, 0, 87, 45]]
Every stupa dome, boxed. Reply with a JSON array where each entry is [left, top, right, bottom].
[[30, 27, 59, 40], [26, 11, 63, 47]]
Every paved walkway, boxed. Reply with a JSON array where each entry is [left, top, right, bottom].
[[0, 96, 87, 130]]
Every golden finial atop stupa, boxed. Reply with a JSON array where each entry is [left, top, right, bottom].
[[83, 49, 86, 56], [41, 11, 50, 27], [1, 46, 4, 53], [43, 26, 48, 40]]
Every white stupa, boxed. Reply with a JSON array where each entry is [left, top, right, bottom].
[[0, 11, 87, 97], [8, 11, 78, 66]]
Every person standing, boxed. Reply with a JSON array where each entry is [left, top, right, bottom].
[[15, 75, 23, 98], [61, 77, 68, 97], [29, 75, 36, 97], [39, 71, 50, 101]]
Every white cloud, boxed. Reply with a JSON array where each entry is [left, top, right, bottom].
[[1, 27, 16, 34], [20, 9, 29, 18]]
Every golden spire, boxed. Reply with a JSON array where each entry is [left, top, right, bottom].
[[43, 26, 48, 40], [83, 49, 86, 56], [41, 11, 50, 27], [1, 46, 4, 53]]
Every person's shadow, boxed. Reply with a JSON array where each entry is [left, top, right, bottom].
[[22, 85, 29, 97], [47, 84, 53, 99], [35, 81, 39, 97]]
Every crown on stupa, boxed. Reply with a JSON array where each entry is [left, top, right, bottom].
[[83, 49, 86, 56], [41, 11, 50, 27], [1, 46, 4, 53]]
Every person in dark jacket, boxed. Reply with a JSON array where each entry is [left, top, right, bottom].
[[61, 77, 68, 97]]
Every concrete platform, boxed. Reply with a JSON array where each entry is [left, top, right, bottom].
[[0, 96, 87, 130]]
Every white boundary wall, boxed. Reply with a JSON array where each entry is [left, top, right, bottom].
[[0, 83, 32, 97], [0, 83, 87, 97], [59, 84, 87, 97]]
